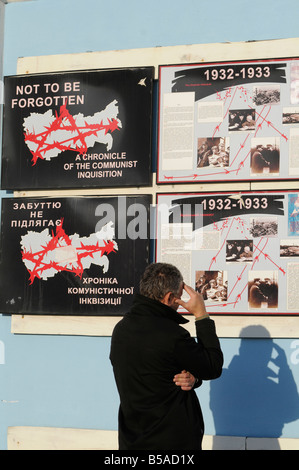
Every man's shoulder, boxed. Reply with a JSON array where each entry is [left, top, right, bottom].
[[110, 314, 129, 336]]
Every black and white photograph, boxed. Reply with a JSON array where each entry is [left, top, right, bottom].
[[226, 240, 253, 262], [280, 239, 299, 257], [248, 271, 278, 309], [250, 137, 280, 175], [252, 84, 280, 106], [228, 109, 256, 132], [282, 107, 299, 123], [197, 137, 229, 168], [195, 270, 228, 302], [250, 216, 278, 238]]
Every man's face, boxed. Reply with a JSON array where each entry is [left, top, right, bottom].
[[170, 282, 184, 311]]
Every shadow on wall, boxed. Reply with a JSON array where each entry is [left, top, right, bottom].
[[209, 326, 299, 450]]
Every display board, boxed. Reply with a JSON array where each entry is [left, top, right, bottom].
[[0, 196, 150, 315], [156, 191, 299, 315], [158, 58, 299, 184], [1, 67, 154, 190]]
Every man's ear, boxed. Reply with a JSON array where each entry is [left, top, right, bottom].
[[161, 292, 173, 306]]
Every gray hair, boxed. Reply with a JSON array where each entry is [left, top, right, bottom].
[[139, 262, 183, 301]]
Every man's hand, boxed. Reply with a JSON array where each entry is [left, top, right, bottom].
[[175, 283, 208, 319], [173, 370, 196, 391]]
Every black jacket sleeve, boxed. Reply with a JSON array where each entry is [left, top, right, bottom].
[[174, 318, 223, 381]]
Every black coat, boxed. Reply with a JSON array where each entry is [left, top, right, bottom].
[[110, 294, 223, 450]]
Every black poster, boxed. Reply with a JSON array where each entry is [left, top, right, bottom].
[[1, 67, 154, 190], [0, 196, 151, 315]]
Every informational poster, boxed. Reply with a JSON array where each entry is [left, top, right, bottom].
[[1, 67, 154, 190], [0, 196, 151, 315], [156, 191, 299, 315], [158, 58, 299, 183]]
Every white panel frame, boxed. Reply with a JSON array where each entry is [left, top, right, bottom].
[[10, 313, 299, 338], [16, 38, 299, 79], [7, 426, 299, 450]]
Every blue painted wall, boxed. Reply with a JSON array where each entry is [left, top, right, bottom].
[[1, 0, 299, 450], [3, 0, 299, 76]]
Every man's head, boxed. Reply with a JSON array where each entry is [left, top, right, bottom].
[[139, 262, 183, 310]]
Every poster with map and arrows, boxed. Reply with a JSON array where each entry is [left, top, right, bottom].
[[156, 190, 299, 315], [158, 58, 299, 184]]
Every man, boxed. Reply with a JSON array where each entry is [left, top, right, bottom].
[[110, 262, 223, 450], [249, 278, 268, 308], [197, 141, 211, 167], [241, 113, 255, 130]]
